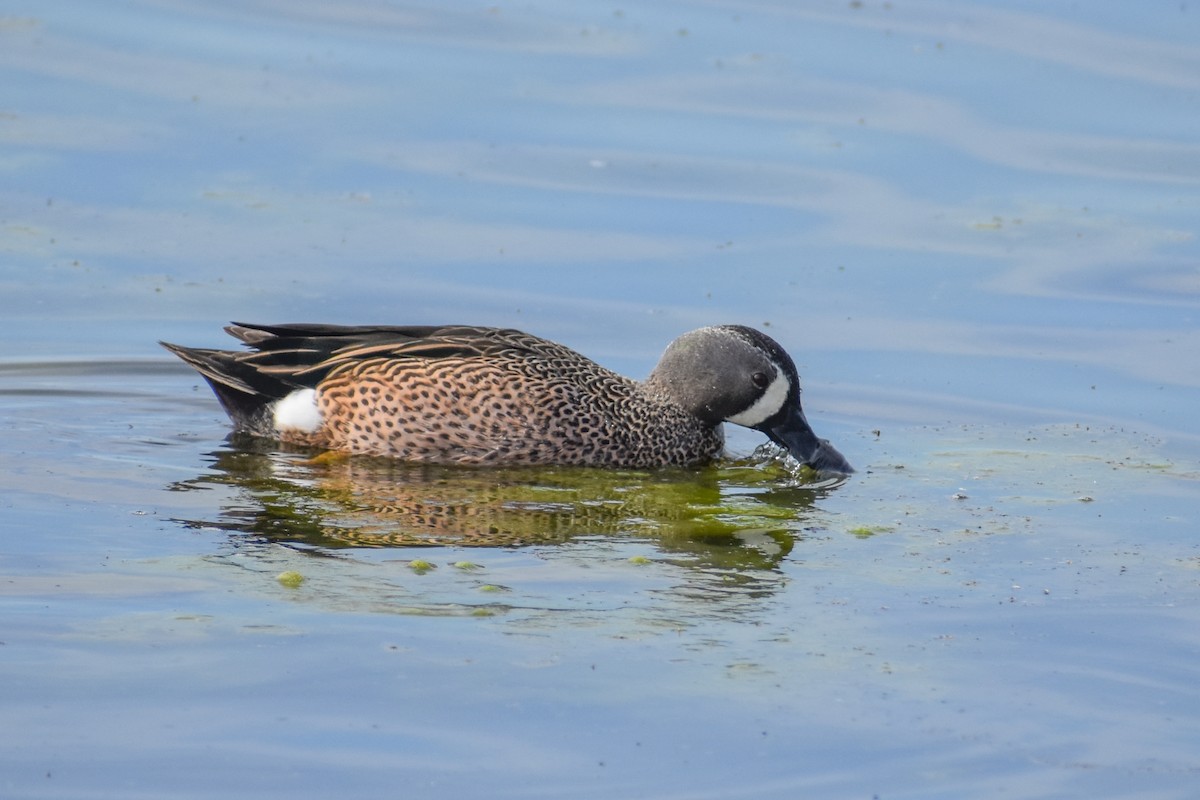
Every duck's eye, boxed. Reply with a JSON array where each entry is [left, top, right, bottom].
[[751, 372, 770, 389]]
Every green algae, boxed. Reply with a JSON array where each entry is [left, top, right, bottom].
[[847, 525, 893, 538], [275, 570, 305, 588]]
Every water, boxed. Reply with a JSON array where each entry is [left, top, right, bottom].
[[2, 1, 1199, 797]]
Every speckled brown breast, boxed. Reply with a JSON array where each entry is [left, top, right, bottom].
[[289, 352, 724, 467]]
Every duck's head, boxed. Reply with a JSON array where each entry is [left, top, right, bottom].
[[648, 325, 853, 477]]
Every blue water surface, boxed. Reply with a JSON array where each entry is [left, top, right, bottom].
[[2, 1, 1199, 798]]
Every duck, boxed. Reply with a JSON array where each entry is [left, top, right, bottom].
[[161, 322, 853, 476]]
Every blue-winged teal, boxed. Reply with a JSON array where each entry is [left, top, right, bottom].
[[161, 323, 852, 475]]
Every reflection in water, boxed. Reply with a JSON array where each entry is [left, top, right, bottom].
[[170, 437, 846, 605]]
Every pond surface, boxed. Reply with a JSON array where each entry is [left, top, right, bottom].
[[3, 1, 1199, 798]]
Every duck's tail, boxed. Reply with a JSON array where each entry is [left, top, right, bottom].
[[159, 340, 290, 434]]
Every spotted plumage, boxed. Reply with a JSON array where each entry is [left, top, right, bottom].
[[161, 322, 852, 475]]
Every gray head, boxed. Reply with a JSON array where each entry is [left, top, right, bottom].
[[646, 325, 853, 476]]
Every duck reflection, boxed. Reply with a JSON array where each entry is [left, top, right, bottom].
[[171, 438, 845, 585]]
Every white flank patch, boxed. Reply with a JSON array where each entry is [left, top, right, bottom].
[[273, 388, 323, 433], [726, 372, 791, 428]]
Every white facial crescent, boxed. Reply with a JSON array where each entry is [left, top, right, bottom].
[[726, 372, 791, 428]]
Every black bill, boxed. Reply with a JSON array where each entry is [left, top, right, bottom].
[[759, 402, 854, 477]]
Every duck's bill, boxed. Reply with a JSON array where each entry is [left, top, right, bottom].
[[760, 404, 854, 477]]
